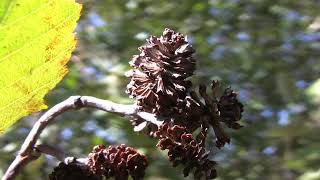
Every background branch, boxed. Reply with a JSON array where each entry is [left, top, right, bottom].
[[3, 96, 163, 180]]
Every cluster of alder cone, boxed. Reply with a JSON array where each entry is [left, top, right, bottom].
[[49, 144, 147, 180], [49, 28, 243, 180]]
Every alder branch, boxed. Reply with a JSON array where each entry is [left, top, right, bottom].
[[3, 96, 163, 180], [35, 144, 67, 162], [36, 144, 87, 165]]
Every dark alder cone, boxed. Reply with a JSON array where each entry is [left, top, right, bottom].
[[49, 162, 102, 180], [87, 145, 108, 175], [218, 87, 244, 129], [125, 29, 244, 179], [155, 123, 217, 180], [126, 28, 196, 116], [176, 80, 244, 148], [87, 144, 148, 180]]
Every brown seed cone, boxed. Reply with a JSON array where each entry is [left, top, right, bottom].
[[175, 81, 244, 148], [155, 123, 217, 180], [87, 144, 148, 180], [86, 145, 108, 176], [125, 28, 244, 179], [218, 87, 244, 129], [49, 162, 102, 180], [126, 28, 195, 116]]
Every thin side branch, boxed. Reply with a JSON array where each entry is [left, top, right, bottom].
[[35, 144, 67, 162], [3, 96, 163, 180]]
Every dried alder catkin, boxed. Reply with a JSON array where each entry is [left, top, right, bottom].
[[127, 28, 244, 179], [156, 123, 217, 179], [49, 145, 147, 180], [87, 144, 148, 180], [49, 162, 102, 180], [126, 28, 196, 116]]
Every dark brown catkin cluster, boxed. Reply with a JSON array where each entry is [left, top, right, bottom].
[[126, 28, 196, 116], [49, 145, 147, 180], [49, 162, 102, 180], [156, 123, 217, 179], [126, 28, 244, 179], [87, 144, 148, 180]]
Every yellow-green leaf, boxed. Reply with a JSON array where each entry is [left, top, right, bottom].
[[0, 0, 82, 133]]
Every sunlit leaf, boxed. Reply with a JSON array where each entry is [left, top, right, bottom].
[[0, 0, 81, 133]]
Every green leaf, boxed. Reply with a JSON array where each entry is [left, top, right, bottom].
[[0, 0, 81, 133]]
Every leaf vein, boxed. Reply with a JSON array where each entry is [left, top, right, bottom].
[[0, 0, 14, 24], [0, 45, 74, 100], [0, 12, 77, 63], [0, 1, 51, 29]]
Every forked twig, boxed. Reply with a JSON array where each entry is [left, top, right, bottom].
[[3, 96, 163, 180]]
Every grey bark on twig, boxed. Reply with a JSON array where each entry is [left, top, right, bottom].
[[2, 96, 163, 180]]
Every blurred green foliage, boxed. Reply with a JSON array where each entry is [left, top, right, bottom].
[[1, 0, 320, 179]]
